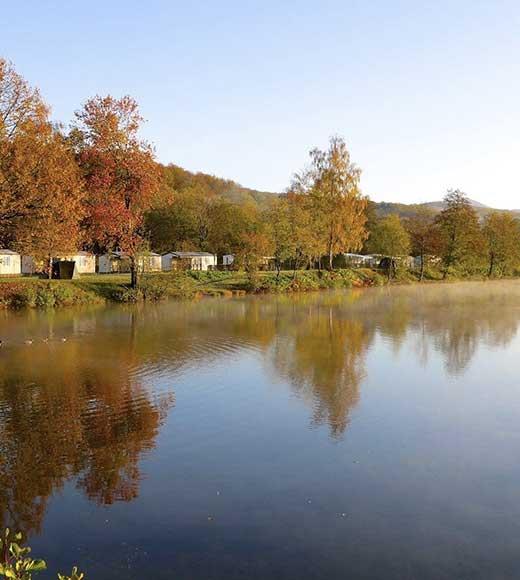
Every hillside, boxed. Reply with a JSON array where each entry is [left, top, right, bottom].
[[159, 165, 516, 220], [161, 164, 278, 208]]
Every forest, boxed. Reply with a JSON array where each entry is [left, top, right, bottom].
[[2, 57, 520, 289]]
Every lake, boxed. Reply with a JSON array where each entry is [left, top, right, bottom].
[[2, 281, 520, 579]]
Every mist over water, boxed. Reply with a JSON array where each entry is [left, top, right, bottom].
[[1, 281, 520, 579]]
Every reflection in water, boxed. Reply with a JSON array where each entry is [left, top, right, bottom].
[[270, 300, 371, 437], [0, 321, 174, 535], [0, 281, 519, 543]]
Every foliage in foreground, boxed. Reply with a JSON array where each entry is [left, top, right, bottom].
[[0, 281, 104, 309], [0, 529, 83, 580]]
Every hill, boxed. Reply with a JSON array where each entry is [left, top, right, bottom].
[[159, 165, 516, 221], [161, 164, 278, 208]]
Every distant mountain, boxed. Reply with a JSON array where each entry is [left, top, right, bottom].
[[375, 199, 517, 219], [421, 199, 489, 211]]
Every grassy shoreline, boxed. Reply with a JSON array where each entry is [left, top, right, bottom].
[[0, 267, 514, 310]]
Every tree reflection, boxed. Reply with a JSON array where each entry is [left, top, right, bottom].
[[271, 303, 372, 437], [0, 344, 173, 535]]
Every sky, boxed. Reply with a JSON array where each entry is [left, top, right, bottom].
[[3, 0, 520, 207]]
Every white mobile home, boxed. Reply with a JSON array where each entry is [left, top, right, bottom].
[[22, 252, 95, 275], [162, 252, 217, 271], [98, 252, 162, 274], [140, 253, 162, 272], [57, 252, 96, 274], [222, 254, 235, 267], [0, 250, 21, 276]]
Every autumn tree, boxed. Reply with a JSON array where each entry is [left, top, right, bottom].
[[13, 126, 85, 277], [482, 211, 520, 277], [72, 95, 161, 287], [405, 207, 440, 280], [0, 59, 84, 271], [295, 136, 368, 269], [0, 58, 49, 243], [435, 190, 484, 278]]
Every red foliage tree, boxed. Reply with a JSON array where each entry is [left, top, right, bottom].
[[72, 96, 161, 287]]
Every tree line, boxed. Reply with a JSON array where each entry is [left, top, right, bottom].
[[2, 57, 520, 286]]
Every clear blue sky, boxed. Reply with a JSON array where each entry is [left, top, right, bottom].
[[3, 0, 520, 207]]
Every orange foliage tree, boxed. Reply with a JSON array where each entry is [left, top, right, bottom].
[[0, 59, 84, 274], [72, 96, 161, 287]]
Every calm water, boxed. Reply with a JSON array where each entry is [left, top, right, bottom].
[[2, 281, 520, 579]]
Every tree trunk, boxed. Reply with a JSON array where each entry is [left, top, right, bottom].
[[328, 248, 333, 270], [488, 253, 495, 278], [47, 255, 53, 279], [419, 253, 424, 282], [130, 258, 138, 289]]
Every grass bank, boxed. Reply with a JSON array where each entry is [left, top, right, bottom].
[[0, 266, 504, 310]]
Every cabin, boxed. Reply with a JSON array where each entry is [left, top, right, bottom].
[[336, 253, 374, 268], [413, 255, 441, 269], [0, 250, 21, 276], [21, 252, 96, 276], [259, 256, 277, 271], [57, 252, 96, 274], [162, 252, 217, 271], [222, 254, 235, 267], [362, 254, 384, 268], [140, 253, 162, 273], [97, 252, 162, 274]]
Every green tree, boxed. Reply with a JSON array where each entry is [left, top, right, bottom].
[[368, 214, 411, 258], [405, 207, 440, 280], [146, 186, 214, 253], [435, 190, 484, 278], [482, 211, 520, 277], [207, 199, 254, 258], [266, 197, 295, 276]]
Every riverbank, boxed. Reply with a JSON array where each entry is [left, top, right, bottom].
[[0, 266, 503, 310]]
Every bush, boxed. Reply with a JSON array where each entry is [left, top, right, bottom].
[[0, 528, 83, 580], [34, 285, 56, 308], [0, 281, 104, 310], [187, 270, 231, 283], [112, 287, 142, 303], [140, 278, 169, 301]]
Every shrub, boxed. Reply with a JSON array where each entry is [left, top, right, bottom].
[[34, 285, 56, 308], [0, 528, 83, 580], [112, 287, 142, 303], [140, 278, 169, 301]]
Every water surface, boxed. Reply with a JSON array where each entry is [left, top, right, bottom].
[[1, 281, 520, 579]]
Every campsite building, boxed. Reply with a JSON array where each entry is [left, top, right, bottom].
[[222, 254, 235, 268], [0, 250, 21, 276], [161, 252, 217, 271], [97, 252, 162, 274], [21, 252, 96, 276]]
